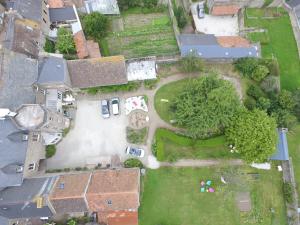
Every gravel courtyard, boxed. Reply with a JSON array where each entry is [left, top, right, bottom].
[[47, 100, 128, 169]]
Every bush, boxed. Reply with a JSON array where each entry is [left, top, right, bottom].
[[247, 84, 265, 100], [244, 97, 257, 110], [260, 76, 280, 93], [144, 79, 159, 90], [283, 182, 293, 204], [278, 90, 296, 111], [124, 158, 144, 168], [85, 81, 141, 94], [257, 97, 271, 111], [179, 54, 203, 73], [173, 6, 187, 29], [252, 65, 269, 82], [272, 109, 297, 129], [44, 38, 55, 53], [56, 28, 76, 55], [234, 58, 258, 77], [262, 58, 280, 76], [143, 0, 158, 8], [82, 12, 109, 39], [126, 127, 148, 144], [46, 145, 56, 158]]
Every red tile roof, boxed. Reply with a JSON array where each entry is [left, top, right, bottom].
[[87, 40, 101, 58], [48, 0, 64, 8], [217, 36, 251, 48], [107, 211, 138, 225], [211, 5, 240, 16], [74, 30, 89, 59], [86, 169, 140, 212]]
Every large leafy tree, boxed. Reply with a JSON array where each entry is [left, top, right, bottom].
[[172, 75, 241, 138], [82, 12, 109, 39], [225, 109, 277, 163], [55, 28, 76, 55]]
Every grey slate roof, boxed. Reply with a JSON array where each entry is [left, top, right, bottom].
[[0, 49, 38, 111], [0, 119, 28, 189], [13, 0, 42, 22], [37, 56, 71, 87], [49, 7, 77, 23], [0, 177, 56, 220], [287, 0, 300, 8], [270, 129, 289, 161], [178, 34, 259, 59]]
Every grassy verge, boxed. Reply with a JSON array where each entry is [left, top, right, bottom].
[[139, 167, 287, 225], [153, 128, 237, 162], [245, 8, 300, 90], [287, 124, 300, 200], [84, 81, 141, 95]]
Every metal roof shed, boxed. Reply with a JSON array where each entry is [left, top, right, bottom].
[[270, 129, 289, 161]]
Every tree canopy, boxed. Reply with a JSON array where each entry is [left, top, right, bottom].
[[55, 28, 76, 55], [225, 109, 277, 163], [172, 75, 241, 138], [82, 12, 109, 39]]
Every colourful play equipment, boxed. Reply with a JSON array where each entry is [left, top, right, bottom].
[[200, 180, 215, 193]]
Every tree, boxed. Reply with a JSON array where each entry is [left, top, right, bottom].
[[55, 28, 76, 55], [172, 75, 241, 138], [225, 109, 277, 163], [179, 54, 203, 73], [260, 76, 280, 94], [246, 84, 264, 100], [234, 57, 258, 77], [174, 6, 187, 29], [82, 12, 109, 39], [251, 65, 269, 82], [293, 88, 300, 120], [44, 38, 55, 53], [143, 0, 158, 7], [272, 109, 297, 129], [257, 97, 271, 111], [278, 90, 296, 111]]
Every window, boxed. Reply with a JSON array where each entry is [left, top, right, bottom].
[[32, 133, 40, 142], [107, 200, 112, 205], [28, 163, 35, 171], [43, 9, 47, 15], [43, 18, 46, 23]]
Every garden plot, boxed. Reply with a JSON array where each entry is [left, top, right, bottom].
[[106, 12, 179, 58]]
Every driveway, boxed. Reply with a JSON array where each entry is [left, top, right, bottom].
[[47, 100, 128, 169]]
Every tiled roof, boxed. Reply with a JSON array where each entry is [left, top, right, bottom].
[[211, 5, 240, 16], [87, 40, 101, 58], [74, 31, 89, 59], [98, 211, 138, 225], [67, 55, 128, 88], [48, 0, 64, 8], [217, 36, 251, 48], [86, 169, 140, 212], [49, 173, 91, 214]]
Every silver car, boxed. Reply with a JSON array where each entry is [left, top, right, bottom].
[[101, 99, 110, 118], [125, 146, 145, 158]]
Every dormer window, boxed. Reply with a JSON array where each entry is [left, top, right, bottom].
[[107, 200, 112, 205]]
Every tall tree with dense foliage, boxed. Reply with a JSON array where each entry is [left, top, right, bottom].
[[225, 109, 277, 163], [172, 75, 241, 138], [55, 28, 76, 55], [82, 12, 109, 39]]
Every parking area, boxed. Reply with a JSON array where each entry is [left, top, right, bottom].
[[192, 14, 239, 36], [47, 99, 129, 169]]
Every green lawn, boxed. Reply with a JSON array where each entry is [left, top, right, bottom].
[[154, 128, 237, 161], [245, 8, 300, 90], [105, 9, 178, 58], [139, 167, 287, 225], [154, 78, 191, 124], [287, 124, 300, 200]]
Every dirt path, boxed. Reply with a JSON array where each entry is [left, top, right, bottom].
[[78, 72, 243, 168]]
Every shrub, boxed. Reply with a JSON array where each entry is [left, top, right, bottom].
[[85, 81, 141, 94], [260, 76, 280, 93], [44, 38, 55, 53], [56, 28, 76, 55], [244, 97, 257, 110], [234, 57, 258, 77], [247, 84, 265, 100], [143, 0, 158, 8], [179, 54, 203, 73], [251, 65, 269, 82], [151, 139, 157, 156], [283, 182, 293, 204], [46, 145, 56, 158], [144, 79, 159, 90], [278, 90, 296, 111], [272, 109, 297, 129], [257, 97, 271, 111], [173, 6, 187, 29], [124, 158, 144, 168], [82, 12, 109, 39], [126, 127, 148, 144], [262, 58, 280, 76]]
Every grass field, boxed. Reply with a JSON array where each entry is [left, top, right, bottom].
[[105, 9, 179, 58], [287, 124, 300, 200], [154, 78, 191, 124], [139, 167, 287, 225], [245, 8, 300, 90], [154, 128, 237, 161]]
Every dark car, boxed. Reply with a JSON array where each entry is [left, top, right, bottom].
[[125, 146, 145, 158], [101, 99, 110, 118]]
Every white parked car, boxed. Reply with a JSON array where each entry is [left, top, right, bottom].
[[111, 97, 120, 115], [125, 146, 145, 158]]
